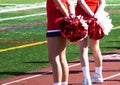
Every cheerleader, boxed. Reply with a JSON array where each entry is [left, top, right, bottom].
[[46, 0, 75, 85], [75, 0, 112, 85]]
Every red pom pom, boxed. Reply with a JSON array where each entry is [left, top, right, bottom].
[[87, 18, 105, 40], [56, 16, 87, 42]]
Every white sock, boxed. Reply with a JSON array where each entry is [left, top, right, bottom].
[[82, 67, 91, 84], [54, 82, 61, 85], [82, 67, 90, 78], [95, 67, 103, 77], [61, 82, 68, 85], [95, 67, 102, 74]]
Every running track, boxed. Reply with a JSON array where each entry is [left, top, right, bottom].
[[0, 50, 120, 85]]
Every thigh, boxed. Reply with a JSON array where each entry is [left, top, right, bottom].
[[47, 36, 66, 59], [89, 39, 99, 48]]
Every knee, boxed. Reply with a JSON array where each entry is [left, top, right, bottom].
[[48, 55, 59, 65]]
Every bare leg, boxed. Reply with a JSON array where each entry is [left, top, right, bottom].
[[78, 37, 92, 85], [59, 42, 69, 84], [47, 36, 67, 83], [78, 37, 89, 67], [59, 46, 69, 82], [89, 39, 103, 83], [89, 39, 102, 67]]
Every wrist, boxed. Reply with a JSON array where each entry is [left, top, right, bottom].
[[69, 13, 75, 18]]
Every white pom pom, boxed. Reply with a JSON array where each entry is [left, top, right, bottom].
[[77, 15, 88, 30], [95, 11, 113, 35]]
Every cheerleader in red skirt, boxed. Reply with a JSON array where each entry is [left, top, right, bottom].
[[46, 0, 75, 85], [75, 0, 110, 85]]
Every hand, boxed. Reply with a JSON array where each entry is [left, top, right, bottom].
[[69, 13, 75, 18]]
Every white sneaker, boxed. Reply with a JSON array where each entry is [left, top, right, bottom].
[[82, 78, 92, 85], [91, 73, 104, 84]]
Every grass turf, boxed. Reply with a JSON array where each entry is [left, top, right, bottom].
[[0, 0, 120, 80]]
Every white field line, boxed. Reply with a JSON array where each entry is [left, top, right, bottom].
[[1, 62, 120, 85], [0, 3, 119, 13], [106, 4, 120, 6], [0, 3, 45, 6], [104, 73, 120, 80], [0, 3, 119, 6], [1, 63, 81, 85], [0, 2, 46, 21], [0, 13, 46, 21], [1, 71, 52, 85], [0, 3, 120, 22], [0, 5, 45, 13]]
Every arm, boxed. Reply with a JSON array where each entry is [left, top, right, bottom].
[[66, 0, 75, 15], [78, 0, 94, 17], [94, 0, 106, 17], [53, 0, 75, 17]]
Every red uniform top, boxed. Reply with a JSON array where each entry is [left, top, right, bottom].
[[75, 0, 99, 17], [46, 0, 68, 30]]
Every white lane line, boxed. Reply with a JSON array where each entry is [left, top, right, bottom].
[[0, 2, 46, 13], [106, 4, 120, 6], [0, 5, 45, 13], [2, 71, 52, 85], [2, 62, 120, 85], [0, 13, 46, 21], [104, 73, 120, 80], [69, 63, 81, 68], [2, 63, 81, 85]]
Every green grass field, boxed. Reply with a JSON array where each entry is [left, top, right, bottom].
[[0, 0, 45, 4], [0, 0, 120, 80]]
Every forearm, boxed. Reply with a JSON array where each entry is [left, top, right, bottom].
[[78, 0, 94, 17], [53, 0, 69, 16], [66, 0, 75, 14], [95, 0, 106, 17]]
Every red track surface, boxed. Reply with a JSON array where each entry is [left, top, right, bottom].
[[0, 50, 120, 85]]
